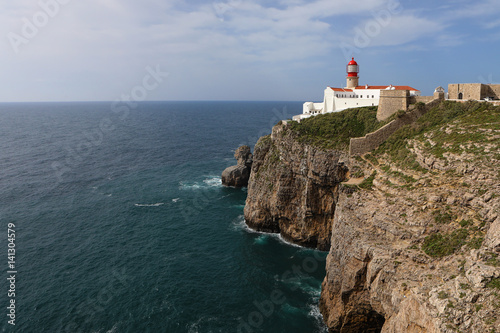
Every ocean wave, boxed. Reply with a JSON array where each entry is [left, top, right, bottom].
[[230, 215, 246, 231], [254, 234, 269, 245], [134, 203, 165, 207], [308, 304, 328, 332], [172, 198, 180, 203], [179, 176, 222, 190], [204, 176, 222, 186]]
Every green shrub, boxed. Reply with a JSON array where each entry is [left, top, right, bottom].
[[422, 229, 469, 257], [438, 291, 449, 299], [468, 237, 484, 249], [487, 278, 500, 290], [433, 210, 454, 224]]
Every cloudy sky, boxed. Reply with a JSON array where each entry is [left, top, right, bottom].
[[1, 0, 500, 102]]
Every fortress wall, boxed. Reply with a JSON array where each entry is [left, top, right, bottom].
[[448, 84, 482, 100], [483, 84, 500, 99], [350, 99, 440, 156], [414, 96, 434, 104], [377, 90, 409, 121]]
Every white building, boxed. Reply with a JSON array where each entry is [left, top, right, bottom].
[[294, 58, 420, 121]]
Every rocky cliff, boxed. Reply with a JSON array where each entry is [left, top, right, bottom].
[[244, 122, 348, 250], [244, 102, 500, 332]]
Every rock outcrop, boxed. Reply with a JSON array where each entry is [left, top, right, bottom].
[[222, 145, 253, 187], [244, 122, 348, 250]]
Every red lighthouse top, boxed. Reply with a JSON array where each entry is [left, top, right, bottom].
[[347, 57, 359, 77]]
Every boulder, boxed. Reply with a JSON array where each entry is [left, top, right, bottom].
[[222, 145, 253, 187]]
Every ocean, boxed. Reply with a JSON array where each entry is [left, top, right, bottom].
[[0, 101, 328, 333]]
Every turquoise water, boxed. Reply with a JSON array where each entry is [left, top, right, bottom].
[[0, 101, 328, 332]]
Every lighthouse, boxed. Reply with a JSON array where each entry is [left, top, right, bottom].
[[345, 57, 359, 89], [295, 57, 421, 121]]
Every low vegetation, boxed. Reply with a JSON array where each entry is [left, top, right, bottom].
[[288, 106, 381, 150], [422, 229, 469, 257], [376, 101, 500, 164]]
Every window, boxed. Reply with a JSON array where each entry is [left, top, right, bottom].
[[360, 95, 363, 98], [458, 92, 463, 100], [372, 95, 374, 98]]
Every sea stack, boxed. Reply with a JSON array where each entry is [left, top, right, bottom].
[[221, 145, 253, 187]]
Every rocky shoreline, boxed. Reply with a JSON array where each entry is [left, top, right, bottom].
[[236, 102, 500, 332]]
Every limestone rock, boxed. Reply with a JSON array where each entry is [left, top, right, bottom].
[[244, 122, 348, 250], [221, 165, 250, 187], [221, 145, 253, 187], [234, 145, 253, 168]]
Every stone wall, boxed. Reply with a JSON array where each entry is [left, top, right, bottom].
[[349, 99, 441, 156], [410, 96, 434, 104], [448, 83, 482, 100], [377, 90, 409, 121], [483, 84, 500, 99]]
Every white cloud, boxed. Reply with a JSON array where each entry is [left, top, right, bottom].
[[339, 14, 444, 50], [0, 0, 493, 101]]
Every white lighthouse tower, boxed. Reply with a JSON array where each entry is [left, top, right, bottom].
[[345, 57, 359, 89]]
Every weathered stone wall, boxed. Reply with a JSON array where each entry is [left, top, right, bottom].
[[377, 90, 409, 121], [483, 84, 500, 99], [448, 83, 482, 100], [349, 99, 441, 156], [411, 96, 434, 104]]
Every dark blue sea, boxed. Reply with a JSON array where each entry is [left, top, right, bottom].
[[0, 101, 328, 333]]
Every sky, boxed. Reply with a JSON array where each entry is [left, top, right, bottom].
[[1, 0, 500, 102]]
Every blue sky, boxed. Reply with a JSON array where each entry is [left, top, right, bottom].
[[1, 0, 499, 101]]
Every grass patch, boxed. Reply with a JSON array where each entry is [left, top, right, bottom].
[[288, 106, 381, 150], [433, 210, 455, 224], [459, 219, 473, 228], [487, 278, 500, 290], [438, 291, 449, 299], [374, 101, 500, 165], [468, 237, 484, 249], [358, 171, 377, 190], [422, 229, 469, 257]]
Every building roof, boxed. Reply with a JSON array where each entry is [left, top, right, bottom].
[[329, 85, 419, 92]]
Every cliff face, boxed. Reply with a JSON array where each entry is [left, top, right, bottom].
[[320, 141, 500, 332], [244, 103, 500, 333], [244, 122, 348, 250]]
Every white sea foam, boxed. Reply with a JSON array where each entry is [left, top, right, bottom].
[[254, 234, 269, 245], [230, 215, 247, 231], [172, 198, 180, 203], [203, 176, 222, 187], [134, 203, 165, 207], [233, 215, 321, 251], [179, 176, 222, 190], [106, 324, 119, 333], [308, 304, 328, 332]]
